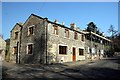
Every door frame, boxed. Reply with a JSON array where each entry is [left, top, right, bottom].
[[72, 47, 76, 61]]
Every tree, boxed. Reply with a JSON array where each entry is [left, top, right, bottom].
[[113, 33, 120, 52], [108, 25, 117, 37], [87, 22, 97, 33], [108, 25, 118, 56]]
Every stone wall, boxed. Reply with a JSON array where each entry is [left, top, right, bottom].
[[0, 36, 6, 50], [20, 15, 47, 64], [0, 36, 6, 61], [47, 23, 85, 63], [10, 24, 21, 63], [9, 14, 111, 64], [85, 39, 104, 59]]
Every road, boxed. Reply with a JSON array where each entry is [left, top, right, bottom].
[[2, 55, 120, 80]]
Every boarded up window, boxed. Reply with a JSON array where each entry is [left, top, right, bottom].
[[74, 32, 78, 40], [65, 29, 69, 38], [15, 32, 18, 39], [79, 49, 84, 55], [14, 47, 17, 54], [28, 27, 33, 35], [28, 44, 33, 54], [59, 46, 67, 54]]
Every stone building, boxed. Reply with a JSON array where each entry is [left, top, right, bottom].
[[10, 23, 22, 63], [0, 36, 6, 61], [84, 22, 111, 59], [85, 31, 111, 59], [47, 22, 85, 64], [10, 14, 111, 64], [10, 14, 86, 64]]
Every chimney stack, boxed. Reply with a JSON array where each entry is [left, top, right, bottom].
[[70, 23, 76, 30], [19, 22, 23, 26], [44, 17, 48, 20], [62, 22, 65, 25], [54, 19, 58, 23]]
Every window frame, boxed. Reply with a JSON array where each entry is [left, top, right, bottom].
[[27, 43, 33, 55], [59, 45, 67, 55], [81, 34, 84, 41], [13, 46, 17, 54], [53, 25, 59, 35], [14, 31, 19, 39], [65, 29, 69, 38], [74, 32, 78, 40], [28, 25, 34, 36], [79, 48, 84, 55]]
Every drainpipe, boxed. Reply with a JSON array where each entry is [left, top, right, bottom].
[[17, 41, 19, 63], [46, 21, 48, 64], [90, 31, 92, 61], [18, 26, 22, 64], [44, 18, 48, 64]]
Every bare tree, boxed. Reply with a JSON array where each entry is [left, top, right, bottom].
[[108, 25, 117, 37], [108, 25, 118, 56]]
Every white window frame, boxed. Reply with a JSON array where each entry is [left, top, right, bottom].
[[58, 44, 68, 55], [14, 31, 19, 39], [26, 43, 33, 55], [64, 29, 69, 38], [12, 46, 17, 54], [81, 34, 85, 42], [28, 25, 35, 36], [78, 48, 84, 56]]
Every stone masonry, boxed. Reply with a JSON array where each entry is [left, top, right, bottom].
[[10, 14, 111, 64]]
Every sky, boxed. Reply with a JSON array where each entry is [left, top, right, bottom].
[[118, 2, 120, 33], [2, 2, 118, 40]]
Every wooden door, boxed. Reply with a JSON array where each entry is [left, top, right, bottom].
[[72, 47, 76, 61]]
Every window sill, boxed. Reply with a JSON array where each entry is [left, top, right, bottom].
[[81, 41, 85, 43], [74, 39, 79, 41], [59, 54, 67, 55], [26, 53, 33, 55], [51, 34, 59, 37], [79, 55, 84, 56], [63, 37, 70, 39], [13, 39, 18, 40], [27, 34, 34, 37]]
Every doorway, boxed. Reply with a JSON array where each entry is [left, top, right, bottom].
[[72, 47, 76, 61]]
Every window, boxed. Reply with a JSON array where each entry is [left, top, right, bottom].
[[79, 49, 84, 55], [28, 27, 33, 35], [59, 46, 67, 54], [54, 25, 58, 35], [27, 44, 33, 54], [14, 47, 17, 54], [65, 29, 69, 38], [15, 32, 18, 39], [81, 34, 84, 41], [74, 32, 78, 40]]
